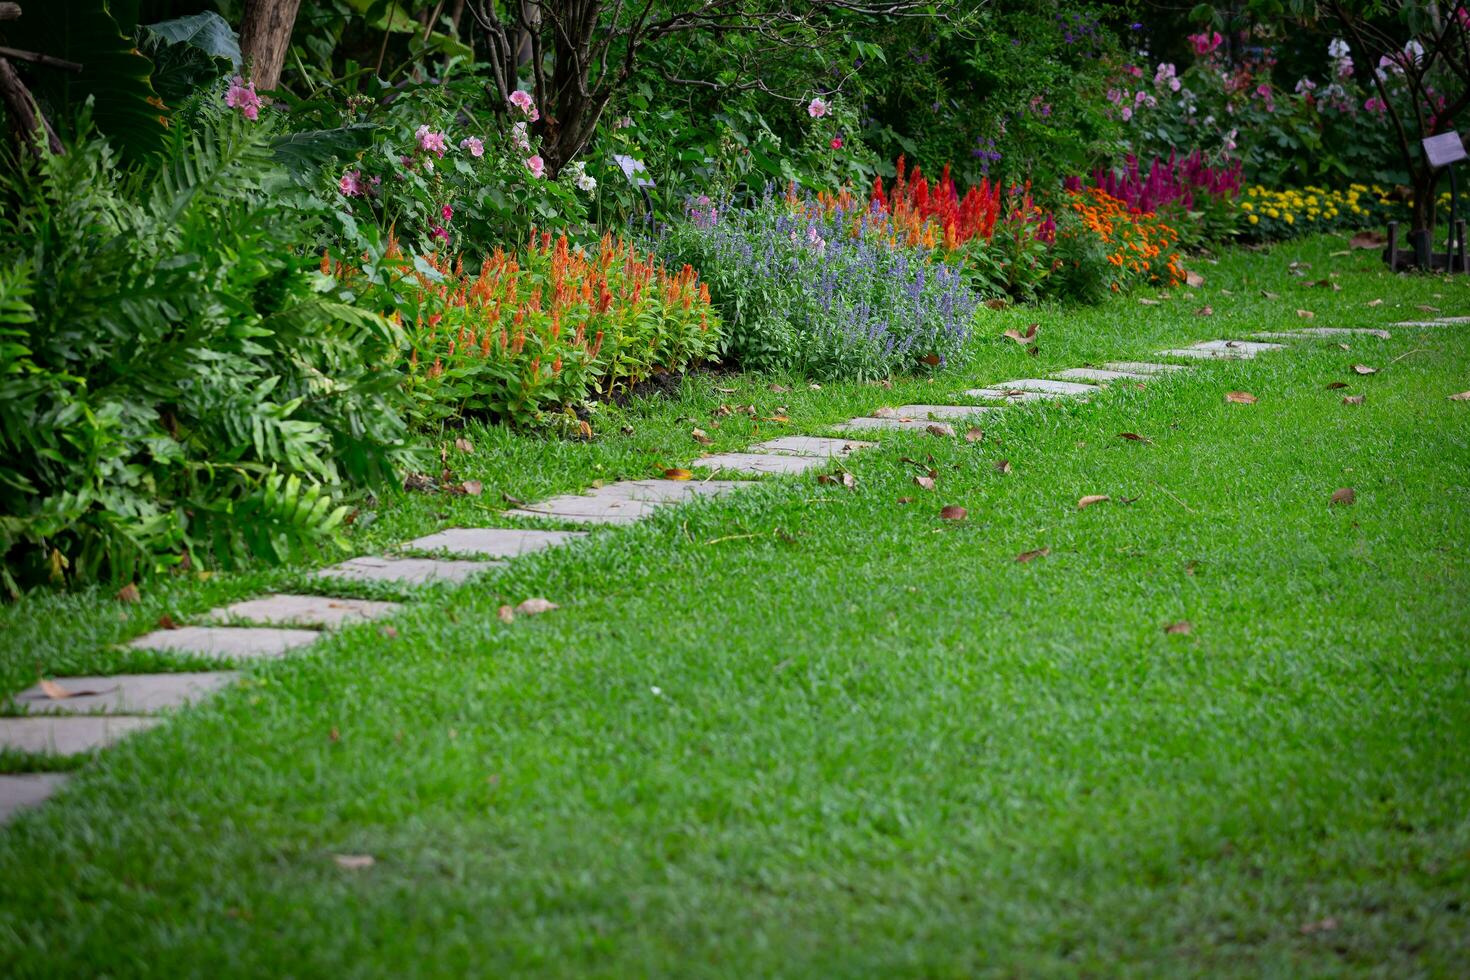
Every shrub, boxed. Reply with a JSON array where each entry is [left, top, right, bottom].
[[655, 193, 980, 380], [0, 115, 415, 591], [340, 230, 721, 427]]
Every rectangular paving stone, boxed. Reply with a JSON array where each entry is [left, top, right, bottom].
[[9, 672, 239, 716], [1103, 361, 1189, 374], [317, 556, 500, 587], [1190, 339, 1285, 354], [403, 527, 585, 558], [1054, 367, 1149, 383], [128, 626, 321, 659], [597, 479, 749, 503], [0, 717, 161, 756], [984, 379, 1096, 396], [833, 416, 960, 433], [212, 594, 402, 628], [692, 452, 828, 475], [1, 773, 70, 825], [886, 404, 999, 420], [749, 436, 876, 457], [1286, 327, 1391, 339], [960, 388, 1060, 403], [1395, 317, 1468, 326], [1156, 347, 1255, 360]]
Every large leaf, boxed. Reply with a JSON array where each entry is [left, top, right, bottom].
[[1, 0, 167, 157], [140, 12, 240, 104], [270, 125, 377, 182], [144, 12, 241, 66]]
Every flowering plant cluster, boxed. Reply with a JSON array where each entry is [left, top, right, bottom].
[[343, 230, 719, 425], [1065, 151, 1241, 244], [655, 191, 979, 380], [1234, 182, 1423, 241], [1061, 187, 1185, 291]]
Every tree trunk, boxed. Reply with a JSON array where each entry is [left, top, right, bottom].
[[1412, 168, 1438, 236], [239, 0, 302, 91], [0, 55, 62, 157]]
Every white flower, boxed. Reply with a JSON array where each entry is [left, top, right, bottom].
[[1328, 38, 1350, 60], [1404, 39, 1424, 64], [511, 120, 531, 153], [650, 686, 662, 696]]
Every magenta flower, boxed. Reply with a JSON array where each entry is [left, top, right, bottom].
[[509, 90, 539, 121], [524, 155, 545, 179], [807, 98, 828, 118], [225, 76, 261, 121], [338, 170, 364, 197], [440, 204, 454, 223], [1188, 32, 1223, 56], [430, 226, 450, 243], [459, 136, 484, 158], [415, 125, 448, 158], [830, 137, 843, 149]]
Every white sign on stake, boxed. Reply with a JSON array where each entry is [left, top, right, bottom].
[[1423, 132, 1467, 168]]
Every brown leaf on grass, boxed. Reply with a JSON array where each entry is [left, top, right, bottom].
[[1350, 230, 1386, 249], [1195, 305, 1214, 317], [818, 471, 857, 489], [896, 496, 913, 505], [1310, 278, 1342, 291], [1117, 432, 1152, 444], [1352, 364, 1377, 375], [516, 597, 559, 616], [1138, 297, 1162, 306], [1225, 391, 1257, 404], [1164, 620, 1193, 635], [940, 505, 968, 521], [994, 459, 1012, 474], [1366, 298, 1384, 307], [1002, 323, 1039, 345], [920, 354, 942, 366], [1185, 270, 1205, 288], [1342, 395, 1365, 405], [1450, 391, 1470, 401], [1337, 343, 1351, 351], [334, 855, 376, 870], [913, 475, 936, 491], [381, 625, 398, 639], [1026, 344, 1040, 357], [116, 583, 141, 603], [1260, 290, 1280, 299], [620, 424, 635, 437], [768, 383, 791, 393], [965, 426, 985, 443], [1296, 309, 1316, 319], [872, 406, 898, 418], [664, 468, 693, 481], [404, 472, 437, 494], [713, 404, 733, 418], [157, 614, 179, 630], [926, 423, 956, 438], [763, 415, 791, 424], [1299, 917, 1339, 935], [1417, 304, 1440, 313], [497, 605, 515, 624], [691, 428, 713, 446], [37, 678, 113, 700], [454, 438, 474, 454], [459, 480, 483, 496], [1015, 547, 1051, 563], [983, 298, 1008, 311], [1077, 494, 1110, 510], [1325, 381, 1349, 390], [1330, 487, 1356, 506]]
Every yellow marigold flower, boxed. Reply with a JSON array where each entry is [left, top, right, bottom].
[[1267, 208, 1280, 218], [1241, 202, 1254, 211], [1283, 212, 1295, 224], [1248, 214, 1259, 225]]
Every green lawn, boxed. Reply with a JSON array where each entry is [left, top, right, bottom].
[[1, 233, 1468, 974]]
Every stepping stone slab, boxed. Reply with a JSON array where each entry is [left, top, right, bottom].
[[977, 379, 1095, 396], [959, 388, 1060, 403], [692, 452, 828, 475], [212, 594, 401, 629], [508, 480, 747, 523], [1103, 361, 1189, 375], [1190, 339, 1285, 354], [1055, 368, 1150, 383], [748, 436, 876, 457], [1157, 347, 1255, 360], [0, 773, 69, 825], [0, 717, 161, 756], [886, 404, 999, 420], [1395, 317, 1468, 326], [128, 626, 320, 659], [317, 556, 499, 587], [9, 672, 239, 716], [834, 416, 960, 433], [594, 480, 746, 502], [403, 527, 585, 558]]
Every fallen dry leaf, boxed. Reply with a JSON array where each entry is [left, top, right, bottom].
[[1260, 290, 1280, 300], [497, 605, 515, 624], [965, 426, 984, 443], [334, 855, 376, 870], [913, 475, 936, 492], [1299, 917, 1339, 935], [927, 423, 955, 438], [1014, 547, 1051, 563], [872, 406, 898, 418], [994, 459, 1012, 475], [920, 353, 942, 366], [1352, 364, 1377, 375], [1296, 309, 1316, 319], [1117, 432, 1152, 444], [664, 468, 693, 481], [1417, 304, 1440, 313], [516, 597, 559, 616], [157, 614, 179, 630], [381, 625, 398, 639], [1310, 278, 1342, 291], [768, 383, 790, 393], [1337, 343, 1351, 351], [1138, 297, 1161, 306], [1164, 620, 1193, 635], [116, 583, 141, 603], [37, 679, 111, 700], [1366, 298, 1383, 307], [896, 496, 913, 505], [1195, 305, 1214, 317], [1225, 391, 1258, 405], [1325, 381, 1349, 390], [459, 480, 483, 496], [1450, 391, 1470, 401], [983, 298, 1008, 311], [1077, 494, 1110, 510], [1330, 487, 1356, 506], [691, 428, 713, 446], [940, 505, 968, 521], [454, 438, 474, 454], [1185, 270, 1205, 288], [1342, 395, 1365, 405], [818, 471, 857, 489]]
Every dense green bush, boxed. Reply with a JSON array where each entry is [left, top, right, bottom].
[[0, 114, 417, 591]]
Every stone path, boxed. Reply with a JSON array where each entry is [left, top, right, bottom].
[[1, 314, 1448, 826]]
